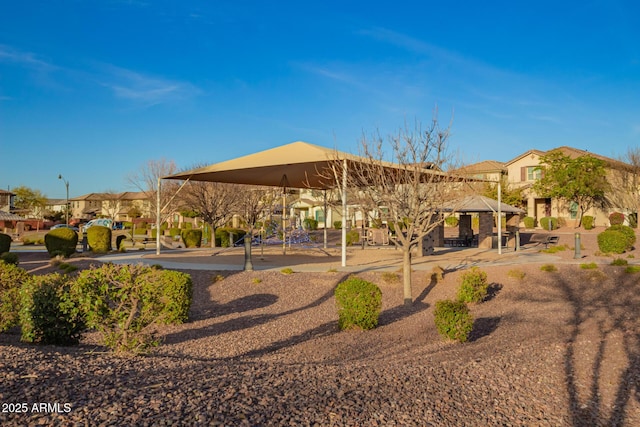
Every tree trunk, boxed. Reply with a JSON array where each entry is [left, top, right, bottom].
[[402, 248, 412, 305], [211, 224, 217, 248]]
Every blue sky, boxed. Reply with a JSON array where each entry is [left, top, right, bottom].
[[1, 0, 639, 200]]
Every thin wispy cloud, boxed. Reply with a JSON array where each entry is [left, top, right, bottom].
[[0, 44, 57, 71], [99, 65, 201, 106]]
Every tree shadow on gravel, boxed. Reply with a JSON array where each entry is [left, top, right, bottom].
[[162, 274, 351, 346], [468, 317, 501, 342], [189, 293, 280, 321], [483, 283, 503, 302], [549, 266, 640, 426]]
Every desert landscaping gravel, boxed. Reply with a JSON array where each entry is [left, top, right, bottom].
[[1, 230, 639, 426]]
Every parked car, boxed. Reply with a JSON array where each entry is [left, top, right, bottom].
[[81, 218, 113, 233], [51, 224, 79, 232]]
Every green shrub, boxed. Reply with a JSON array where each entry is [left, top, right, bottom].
[[580, 262, 598, 269], [381, 271, 400, 284], [540, 264, 557, 272], [303, 218, 318, 230], [609, 212, 625, 226], [19, 273, 84, 345], [597, 230, 628, 254], [0, 262, 29, 332], [582, 215, 595, 230], [434, 299, 474, 343], [280, 267, 294, 275], [87, 225, 112, 253], [445, 216, 459, 227], [1, 252, 19, 266], [539, 217, 557, 231], [624, 265, 640, 274], [44, 228, 78, 258], [115, 234, 127, 250], [335, 276, 382, 331], [611, 258, 628, 266], [333, 221, 342, 230], [215, 228, 246, 247], [181, 229, 203, 248], [58, 262, 78, 273], [523, 216, 535, 229], [346, 229, 361, 246], [0, 233, 11, 254], [507, 269, 526, 280], [71, 264, 192, 354], [542, 244, 568, 254], [169, 227, 181, 237], [457, 267, 489, 303], [606, 225, 636, 249]]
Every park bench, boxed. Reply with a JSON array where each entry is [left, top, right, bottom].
[[530, 233, 559, 249]]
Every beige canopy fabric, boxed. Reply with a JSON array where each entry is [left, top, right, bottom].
[[164, 141, 347, 189], [163, 141, 454, 189]]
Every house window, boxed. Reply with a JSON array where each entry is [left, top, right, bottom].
[[527, 166, 542, 181], [569, 202, 578, 220]]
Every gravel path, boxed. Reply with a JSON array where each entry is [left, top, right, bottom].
[[2, 232, 640, 426]]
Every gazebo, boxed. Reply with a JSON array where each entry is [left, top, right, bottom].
[[442, 195, 525, 251]]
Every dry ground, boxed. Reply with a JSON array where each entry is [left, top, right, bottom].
[[1, 227, 639, 425]]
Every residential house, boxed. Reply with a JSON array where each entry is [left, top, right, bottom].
[[462, 146, 636, 228], [0, 189, 15, 212], [69, 191, 154, 222]]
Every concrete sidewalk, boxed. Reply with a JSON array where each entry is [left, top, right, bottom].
[[97, 243, 568, 273]]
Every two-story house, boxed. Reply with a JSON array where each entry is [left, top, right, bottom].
[[0, 189, 16, 212], [462, 146, 635, 228]]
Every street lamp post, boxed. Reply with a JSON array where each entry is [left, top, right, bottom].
[[58, 174, 69, 225]]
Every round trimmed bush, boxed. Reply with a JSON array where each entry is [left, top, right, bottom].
[[87, 225, 112, 253], [597, 230, 627, 254], [335, 276, 382, 330], [215, 228, 246, 247], [582, 215, 595, 230], [539, 217, 557, 231], [181, 229, 203, 248], [606, 225, 635, 250], [0, 232, 11, 254], [523, 216, 535, 229], [457, 267, 489, 303], [609, 212, 625, 226], [434, 299, 474, 343], [45, 228, 78, 258], [115, 234, 127, 250]]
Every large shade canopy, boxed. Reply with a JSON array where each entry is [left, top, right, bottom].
[[163, 141, 454, 189], [164, 141, 349, 189], [161, 141, 472, 265]]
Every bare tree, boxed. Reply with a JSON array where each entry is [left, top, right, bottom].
[[101, 190, 121, 220], [330, 116, 466, 305], [178, 173, 242, 247], [612, 147, 640, 226], [235, 185, 272, 231], [126, 159, 180, 225]]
